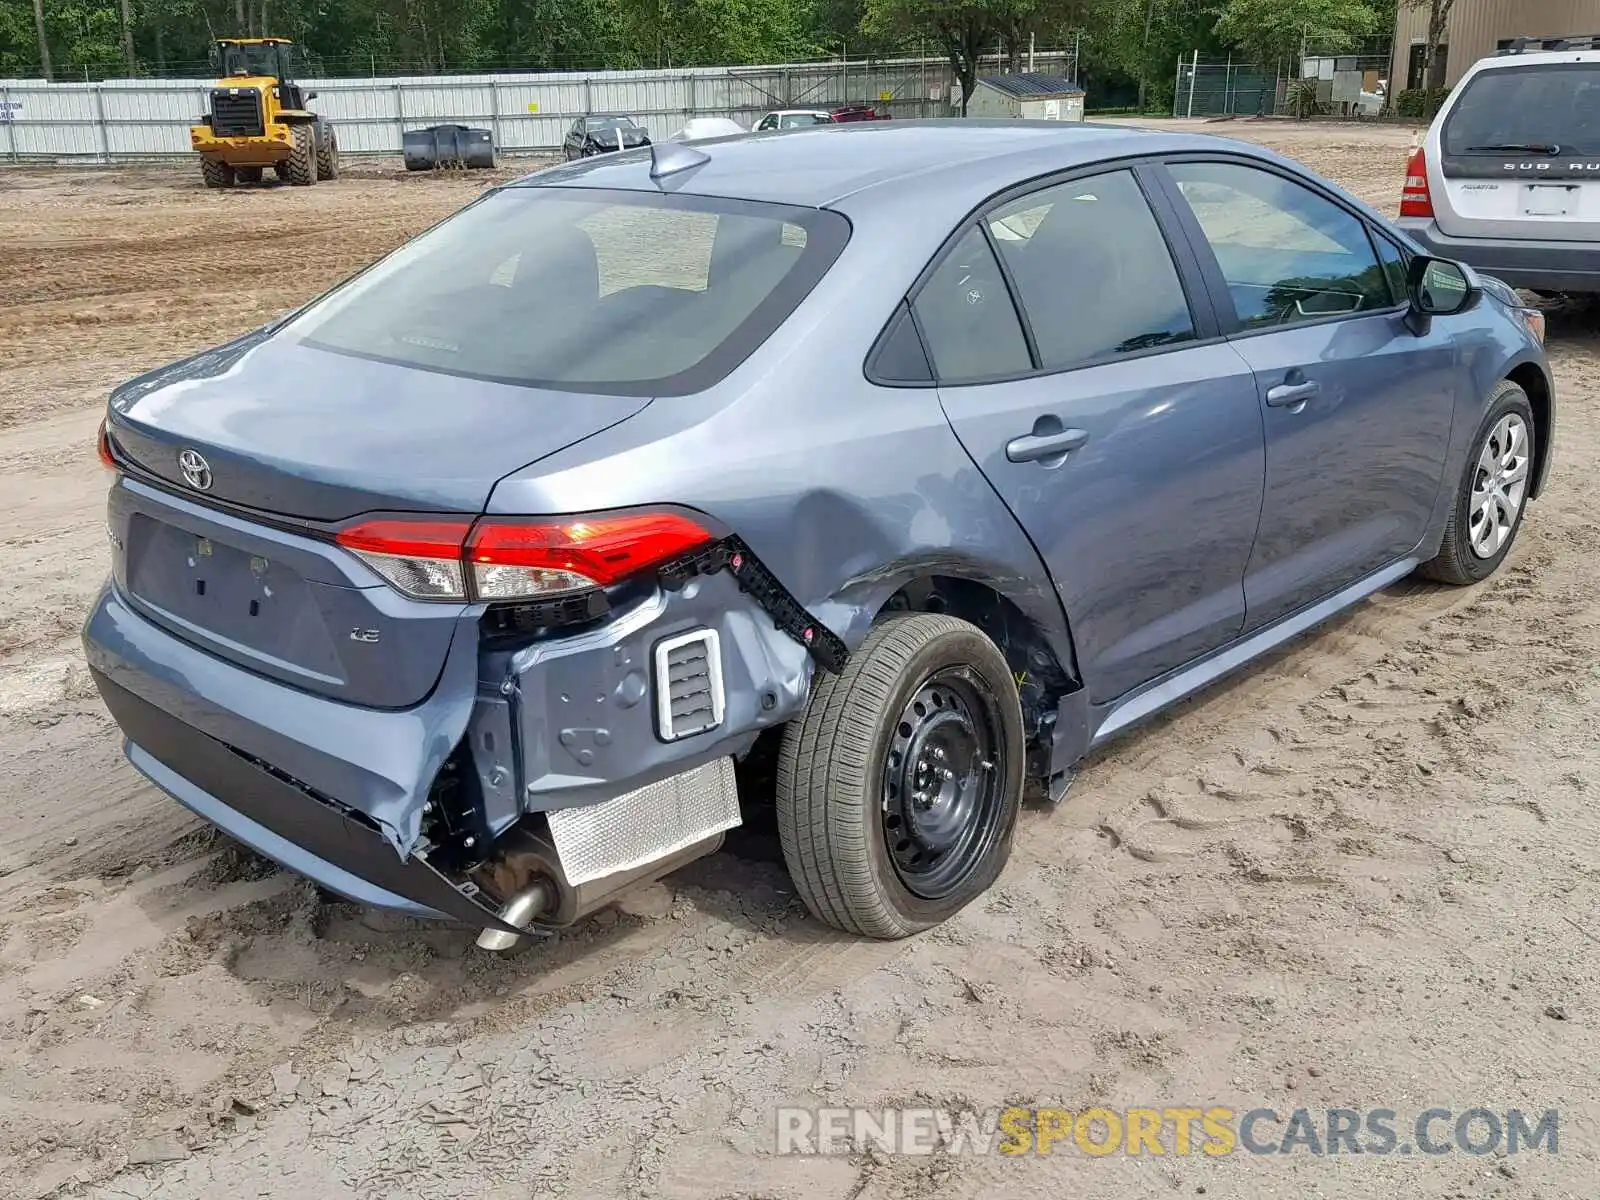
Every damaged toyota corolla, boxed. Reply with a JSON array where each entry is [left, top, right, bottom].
[[84, 122, 1553, 948]]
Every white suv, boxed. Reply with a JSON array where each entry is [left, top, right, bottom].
[[1399, 34, 1600, 295]]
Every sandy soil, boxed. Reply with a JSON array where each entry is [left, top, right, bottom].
[[1, 123, 1598, 1199]]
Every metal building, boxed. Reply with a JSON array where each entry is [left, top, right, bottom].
[[1391, 0, 1600, 89], [965, 74, 1086, 122]]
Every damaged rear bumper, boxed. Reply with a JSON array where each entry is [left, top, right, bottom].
[[82, 564, 814, 932]]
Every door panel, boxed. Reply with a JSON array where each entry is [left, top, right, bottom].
[[919, 169, 1265, 703], [1163, 159, 1458, 628], [939, 351, 1264, 703], [1226, 317, 1457, 625]]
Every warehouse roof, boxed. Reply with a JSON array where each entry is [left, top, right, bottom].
[[976, 73, 1085, 98]]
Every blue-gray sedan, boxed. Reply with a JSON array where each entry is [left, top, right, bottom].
[[84, 121, 1555, 946]]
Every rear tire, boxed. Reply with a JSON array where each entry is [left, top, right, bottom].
[[200, 159, 234, 189], [284, 125, 316, 186], [1418, 380, 1536, 586], [315, 123, 339, 180], [235, 166, 263, 184], [775, 614, 1025, 939]]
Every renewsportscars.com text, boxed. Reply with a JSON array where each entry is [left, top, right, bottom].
[[775, 1106, 1560, 1157]]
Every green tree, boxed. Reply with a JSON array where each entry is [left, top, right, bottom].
[[1212, 0, 1381, 70]]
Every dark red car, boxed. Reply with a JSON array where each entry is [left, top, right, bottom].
[[830, 104, 889, 123]]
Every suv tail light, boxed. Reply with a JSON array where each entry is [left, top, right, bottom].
[[335, 511, 714, 603], [1401, 147, 1434, 218], [96, 419, 116, 470]]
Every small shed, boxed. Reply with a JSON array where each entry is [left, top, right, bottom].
[[966, 74, 1086, 122]]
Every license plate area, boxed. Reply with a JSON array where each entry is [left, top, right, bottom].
[[1523, 184, 1577, 216], [126, 514, 339, 675]]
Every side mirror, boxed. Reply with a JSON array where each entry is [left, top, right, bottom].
[[1409, 256, 1474, 315], [1404, 256, 1476, 334], [305, 90, 318, 101]]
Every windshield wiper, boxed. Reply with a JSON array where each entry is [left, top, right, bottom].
[[1465, 142, 1562, 155]]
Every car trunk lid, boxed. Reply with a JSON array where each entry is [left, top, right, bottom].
[[105, 336, 651, 709]]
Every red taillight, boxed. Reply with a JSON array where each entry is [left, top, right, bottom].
[[1400, 147, 1434, 218], [96, 419, 116, 470], [468, 513, 713, 600], [334, 511, 713, 603]]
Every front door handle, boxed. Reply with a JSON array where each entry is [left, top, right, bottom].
[[1006, 426, 1090, 464], [1265, 380, 1321, 408]]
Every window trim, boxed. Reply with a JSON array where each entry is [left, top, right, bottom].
[[1148, 154, 1411, 342], [865, 155, 1227, 390]]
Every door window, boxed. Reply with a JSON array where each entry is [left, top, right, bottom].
[[1169, 161, 1394, 329], [911, 227, 1032, 383], [984, 170, 1196, 370]]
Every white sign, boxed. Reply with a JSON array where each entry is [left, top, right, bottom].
[[0, 100, 20, 122], [1043, 98, 1061, 120]]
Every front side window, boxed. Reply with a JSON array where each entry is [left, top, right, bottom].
[[985, 170, 1196, 370], [1169, 161, 1393, 329], [911, 227, 1032, 383], [757, 115, 778, 131], [290, 188, 848, 396]]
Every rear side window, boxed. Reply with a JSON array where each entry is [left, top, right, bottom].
[[985, 170, 1196, 369], [912, 227, 1033, 383], [1169, 161, 1393, 329], [289, 187, 849, 396], [1444, 64, 1600, 156]]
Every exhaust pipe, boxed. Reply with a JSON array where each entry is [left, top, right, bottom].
[[474, 879, 554, 952]]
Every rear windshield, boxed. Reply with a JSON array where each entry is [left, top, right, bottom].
[[1444, 63, 1600, 156], [289, 186, 849, 395]]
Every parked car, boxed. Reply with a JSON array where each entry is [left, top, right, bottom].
[[669, 117, 746, 142], [753, 108, 834, 132], [831, 104, 889, 122], [85, 122, 1554, 950], [1399, 33, 1600, 294], [562, 114, 650, 160]]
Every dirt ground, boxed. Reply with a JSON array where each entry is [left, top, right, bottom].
[[1, 121, 1598, 1199]]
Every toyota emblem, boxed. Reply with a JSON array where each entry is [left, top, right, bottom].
[[178, 449, 213, 492]]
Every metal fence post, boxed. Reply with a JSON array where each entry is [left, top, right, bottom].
[[583, 76, 593, 117], [2, 85, 15, 163], [1173, 55, 1182, 118], [93, 84, 111, 162], [1224, 54, 1233, 115], [394, 80, 404, 151], [1186, 50, 1199, 117]]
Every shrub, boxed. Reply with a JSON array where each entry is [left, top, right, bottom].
[[1395, 87, 1450, 119]]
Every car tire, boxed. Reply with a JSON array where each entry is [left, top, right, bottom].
[[200, 159, 234, 189], [775, 613, 1025, 939], [316, 123, 339, 180], [1419, 380, 1536, 586], [284, 125, 316, 186]]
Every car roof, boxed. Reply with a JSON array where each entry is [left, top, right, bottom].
[[518, 119, 1242, 209], [1470, 47, 1600, 70]]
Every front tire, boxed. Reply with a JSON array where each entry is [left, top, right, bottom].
[[316, 123, 339, 180], [1419, 380, 1536, 585], [200, 159, 234, 189], [284, 125, 316, 186], [775, 614, 1024, 939]]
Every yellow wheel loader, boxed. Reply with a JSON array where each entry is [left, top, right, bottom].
[[190, 38, 339, 188]]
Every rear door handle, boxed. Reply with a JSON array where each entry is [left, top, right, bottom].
[[1265, 380, 1320, 408], [1006, 427, 1090, 463]]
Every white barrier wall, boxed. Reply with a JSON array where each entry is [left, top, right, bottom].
[[0, 52, 1077, 161]]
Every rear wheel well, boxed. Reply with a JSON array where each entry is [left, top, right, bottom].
[[1506, 362, 1552, 495], [878, 576, 1072, 780]]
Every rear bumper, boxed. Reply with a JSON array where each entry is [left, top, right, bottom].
[[1398, 218, 1600, 292], [95, 669, 504, 925]]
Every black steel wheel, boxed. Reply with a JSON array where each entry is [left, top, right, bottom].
[[881, 668, 1008, 900], [775, 613, 1025, 939]]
